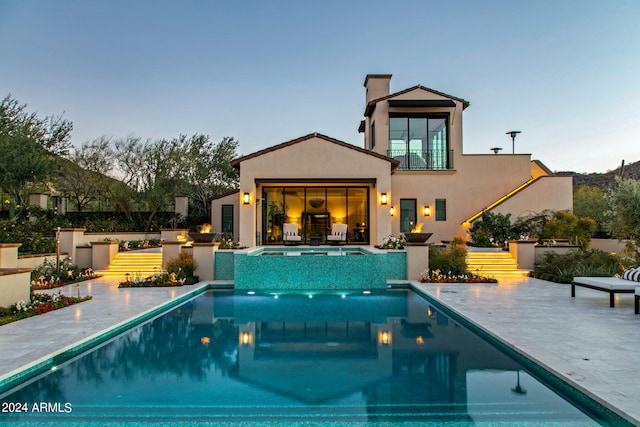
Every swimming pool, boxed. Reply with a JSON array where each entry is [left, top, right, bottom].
[[0, 288, 627, 425]]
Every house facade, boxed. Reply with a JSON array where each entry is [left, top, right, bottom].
[[211, 74, 572, 246]]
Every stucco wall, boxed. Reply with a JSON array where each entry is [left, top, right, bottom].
[[210, 192, 240, 240], [390, 155, 535, 243], [236, 136, 393, 246], [490, 176, 573, 218]]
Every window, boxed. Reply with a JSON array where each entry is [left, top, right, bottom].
[[435, 199, 446, 221], [400, 199, 417, 233], [221, 205, 234, 236], [262, 186, 369, 245], [388, 115, 449, 169], [370, 121, 375, 149]]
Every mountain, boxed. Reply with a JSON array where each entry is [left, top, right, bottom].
[[556, 160, 640, 191]]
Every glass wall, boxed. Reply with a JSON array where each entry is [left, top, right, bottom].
[[388, 116, 449, 169], [262, 186, 369, 245], [400, 199, 417, 233]]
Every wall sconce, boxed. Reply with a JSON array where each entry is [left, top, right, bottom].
[[389, 206, 395, 216], [379, 330, 390, 345], [380, 193, 388, 205], [423, 206, 431, 216], [242, 193, 250, 204], [241, 332, 251, 345]]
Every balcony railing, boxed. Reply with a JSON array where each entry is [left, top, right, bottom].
[[387, 149, 453, 170]]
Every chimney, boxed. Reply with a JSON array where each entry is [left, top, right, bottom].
[[364, 74, 392, 104]]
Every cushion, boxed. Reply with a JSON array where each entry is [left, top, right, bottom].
[[622, 268, 640, 282]]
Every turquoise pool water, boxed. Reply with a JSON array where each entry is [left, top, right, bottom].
[[0, 289, 627, 426]]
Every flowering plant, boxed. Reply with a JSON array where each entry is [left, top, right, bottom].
[[118, 272, 185, 288], [2, 291, 93, 325], [31, 257, 99, 290], [219, 239, 241, 249], [420, 269, 497, 284], [379, 234, 406, 250]]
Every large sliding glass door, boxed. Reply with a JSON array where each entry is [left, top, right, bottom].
[[262, 186, 369, 245]]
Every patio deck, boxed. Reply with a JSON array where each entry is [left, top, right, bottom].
[[0, 275, 638, 424]]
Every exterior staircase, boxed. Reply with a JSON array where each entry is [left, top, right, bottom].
[[466, 249, 530, 277], [96, 251, 164, 278]]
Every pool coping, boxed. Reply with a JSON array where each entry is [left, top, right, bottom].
[[1, 279, 637, 425], [409, 281, 639, 426], [0, 281, 231, 396]]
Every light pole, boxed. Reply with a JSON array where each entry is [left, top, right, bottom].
[[506, 131, 521, 154]]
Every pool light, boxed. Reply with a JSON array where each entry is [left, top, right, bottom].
[[241, 332, 251, 345], [247, 291, 255, 295], [363, 290, 371, 295], [379, 330, 391, 345]]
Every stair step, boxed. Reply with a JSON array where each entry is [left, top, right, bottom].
[[96, 251, 164, 278]]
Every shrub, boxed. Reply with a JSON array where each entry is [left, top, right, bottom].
[[165, 252, 199, 285], [532, 249, 634, 284], [30, 256, 98, 289], [469, 212, 517, 247], [429, 237, 468, 276], [541, 211, 596, 249]]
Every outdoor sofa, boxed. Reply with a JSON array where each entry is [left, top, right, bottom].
[[572, 268, 640, 313]]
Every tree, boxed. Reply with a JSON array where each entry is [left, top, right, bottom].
[[573, 185, 607, 233], [0, 94, 72, 205], [56, 136, 115, 212], [604, 178, 640, 262], [178, 135, 239, 219], [114, 136, 182, 230]]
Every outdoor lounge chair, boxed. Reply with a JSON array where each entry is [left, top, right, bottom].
[[326, 224, 348, 245], [571, 276, 639, 309], [282, 223, 301, 245]]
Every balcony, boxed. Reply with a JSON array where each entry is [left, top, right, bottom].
[[387, 149, 453, 170]]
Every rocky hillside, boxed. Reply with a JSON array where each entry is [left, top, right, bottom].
[[556, 160, 640, 191]]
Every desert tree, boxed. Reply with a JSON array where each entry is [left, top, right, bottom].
[[0, 94, 72, 205]]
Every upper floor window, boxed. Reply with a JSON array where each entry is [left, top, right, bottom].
[[388, 115, 450, 170], [370, 121, 375, 149]]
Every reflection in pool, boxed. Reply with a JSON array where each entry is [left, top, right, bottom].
[[0, 289, 622, 425]]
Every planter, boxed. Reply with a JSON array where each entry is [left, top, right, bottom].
[[188, 232, 216, 243], [404, 232, 432, 244]]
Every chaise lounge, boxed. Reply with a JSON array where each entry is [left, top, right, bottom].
[[571, 274, 639, 311]]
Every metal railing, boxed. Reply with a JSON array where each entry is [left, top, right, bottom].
[[387, 149, 453, 170]]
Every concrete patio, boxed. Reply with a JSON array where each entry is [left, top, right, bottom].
[[0, 275, 638, 424]]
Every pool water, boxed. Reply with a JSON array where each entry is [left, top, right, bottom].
[[0, 289, 625, 425]]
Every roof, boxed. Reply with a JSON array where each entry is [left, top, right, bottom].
[[229, 133, 400, 171], [364, 85, 470, 117], [209, 188, 239, 202]]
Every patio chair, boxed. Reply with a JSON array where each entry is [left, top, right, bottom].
[[282, 223, 301, 245], [326, 223, 348, 245]]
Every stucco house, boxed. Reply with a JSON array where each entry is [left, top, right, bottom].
[[211, 74, 572, 246]]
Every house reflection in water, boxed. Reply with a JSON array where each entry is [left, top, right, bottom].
[[192, 289, 520, 420]]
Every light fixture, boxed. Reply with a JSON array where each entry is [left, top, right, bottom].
[[380, 193, 388, 205], [242, 193, 250, 204], [423, 206, 431, 217], [390, 206, 395, 216], [241, 332, 250, 345], [379, 330, 390, 345], [506, 130, 521, 154], [201, 336, 211, 346]]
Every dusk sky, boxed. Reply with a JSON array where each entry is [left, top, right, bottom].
[[1, 0, 638, 173]]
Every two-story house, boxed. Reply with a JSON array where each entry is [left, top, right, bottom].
[[211, 74, 572, 246]]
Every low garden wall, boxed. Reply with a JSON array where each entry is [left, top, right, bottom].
[[0, 268, 32, 308]]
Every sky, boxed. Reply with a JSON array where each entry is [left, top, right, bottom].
[[1, 0, 638, 174]]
